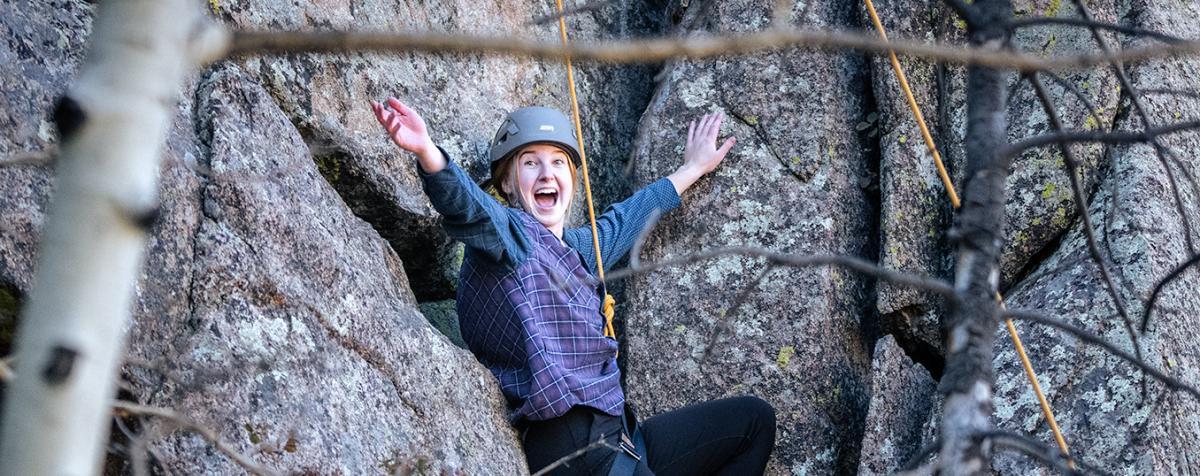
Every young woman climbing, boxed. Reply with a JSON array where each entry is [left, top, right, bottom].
[[371, 97, 776, 476]]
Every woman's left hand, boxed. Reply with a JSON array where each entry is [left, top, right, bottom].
[[669, 112, 736, 195]]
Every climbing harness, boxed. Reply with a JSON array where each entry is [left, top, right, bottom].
[[863, 0, 1074, 466], [553, 0, 619, 340]]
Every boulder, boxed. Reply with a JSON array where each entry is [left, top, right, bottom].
[[621, 1, 877, 473], [123, 64, 526, 474], [857, 336, 939, 476], [218, 0, 664, 301], [864, 0, 1120, 360], [991, 1, 1200, 472], [0, 2, 527, 468]]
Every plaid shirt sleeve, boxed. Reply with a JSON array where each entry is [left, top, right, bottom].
[[417, 148, 530, 268], [565, 178, 681, 275]]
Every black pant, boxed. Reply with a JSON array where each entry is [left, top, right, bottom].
[[523, 396, 776, 476]]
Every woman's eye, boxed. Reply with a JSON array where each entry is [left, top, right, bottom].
[[523, 160, 536, 167], [553, 159, 565, 166]]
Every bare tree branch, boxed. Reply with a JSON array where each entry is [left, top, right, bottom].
[[112, 401, 279, 476], [1027, 71, 1144, 390], [606, 247, 955, 297], [529, 437, 620, 476], [1039, 71, 1105, 129], [699, 264, 777, 368], [1069, 0, 1198, 255], [1140, 253, 1200, 332], [527, 0, 620, 26], [1003, 310, 1200, 400], [976, 430, 1112, 476], [226, 28, 1200, 72], [1140, 88, 1200, 100], [1007, 17, 1185, 44], [1002, 119, 1200, 158]]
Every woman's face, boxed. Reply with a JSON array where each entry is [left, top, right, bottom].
[[502, 143, 574, 236]]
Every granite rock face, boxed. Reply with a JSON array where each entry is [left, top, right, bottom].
[[219, 0, 664, 301], [0, 2, 525, 471], [856, 336, 938, 476], [865, 0, 1120, 362], [0, 0, 94, 353], [4, 0, 1200, 474], [621, 2, 877, 473], [990, 0, 1200, 473]]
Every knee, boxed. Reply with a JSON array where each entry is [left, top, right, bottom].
[[732, 396, 776, 434]]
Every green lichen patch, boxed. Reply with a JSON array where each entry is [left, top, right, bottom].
[[776, 345, 796, 369]]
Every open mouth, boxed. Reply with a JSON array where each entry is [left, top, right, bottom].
[[534, 188, 558, 209]]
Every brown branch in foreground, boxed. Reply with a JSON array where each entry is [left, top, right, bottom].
[[1002, 310, 1200, 400], [606, 247, 955, 297], [112, 401, 278, 476], [226, 28, 1200, 72]]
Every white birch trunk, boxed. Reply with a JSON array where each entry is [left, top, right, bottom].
[[0, 1, 226, 474]]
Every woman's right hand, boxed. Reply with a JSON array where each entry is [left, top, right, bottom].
[[371, 97, 445, 173]]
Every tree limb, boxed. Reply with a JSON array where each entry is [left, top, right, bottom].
[[1002, 119, 1200, 158], [1140, 253, 1200, 332], [1007, 17, 1185, 44], [112, 401, 278, 476], [606, 247, 955, 297], [1003, 310, 1200, 400], [225, 28, 1200, 72]]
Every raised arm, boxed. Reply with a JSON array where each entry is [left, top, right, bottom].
[[667, 112, 736, 195], [372, 97, 445, 174], [567, 112, 736, 272], [372, 97, 529, 267]]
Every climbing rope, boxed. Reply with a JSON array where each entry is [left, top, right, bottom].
[[553, 0, 619, 339], [862, 0, 1074, 466]]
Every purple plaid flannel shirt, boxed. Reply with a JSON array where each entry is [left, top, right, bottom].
[[459, 213, 622, 421], [418, 155, 680, 423]]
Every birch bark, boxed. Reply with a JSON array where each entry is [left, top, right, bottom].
[[938, 0, 1013, 474], [0, 1, 226, 473]]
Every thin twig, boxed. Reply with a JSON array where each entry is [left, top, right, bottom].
[[529, 437, 620, 476], [1070, 0, 1197, 256], [112, 401, 279, 476], [1003, 310, 1200, 400], [226, 28, 1200, 72], [527, 0, 620, 26], [1140, 253, 1200, 332], [1028, 71, 1143, 391], [1002, 119, 1200, 158], [699, 264, 776, 368], [0, 148, 57, 168], [1039, 71, 1104, 130], [1007, 17, 1185, 44], [976, 430, 1107, 476], [606, 247, 956, 297]]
